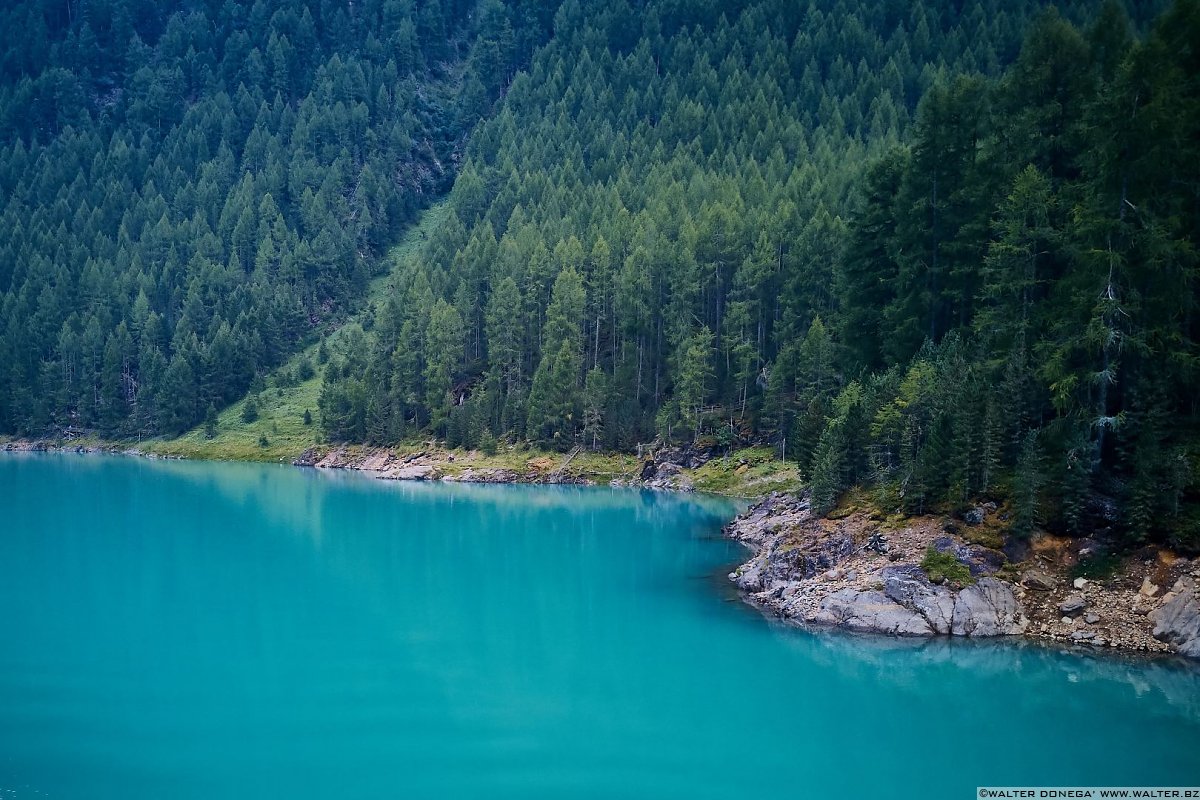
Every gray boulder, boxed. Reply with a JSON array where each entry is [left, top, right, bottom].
[[812, 589, 933, 636], [1059, 593, 1088, 615], [655, 461, 683, 478], [380, 464, 438, 481], [932, 536, 1006, 577], [1021, 569, 1057, 591], [1150, 580, 1200, 658], [883, 565, 956, 634], [951, 578, 1029, 636], [292, 447, 319, 467]]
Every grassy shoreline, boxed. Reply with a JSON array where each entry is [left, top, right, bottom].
[[0, 434, 803, 499]]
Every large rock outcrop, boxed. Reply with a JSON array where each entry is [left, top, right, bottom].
[[808, 565, 1027, 637], [882, 565, 956, 634], [812, 589, 934, 636], [726, 493, 1200, 657], [733, 530, 855, 593], [950, 578, 1028, 636], [728, 493, 1029, 640], [1150, 578, 1200, 658]]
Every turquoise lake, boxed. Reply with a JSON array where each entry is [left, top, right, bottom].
[[2, 454, 1199, 798]]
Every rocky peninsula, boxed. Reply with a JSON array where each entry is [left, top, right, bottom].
[[727, 492, 1200, 659]]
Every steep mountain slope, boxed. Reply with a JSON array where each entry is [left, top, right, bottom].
[[0, 0, 555, 436]]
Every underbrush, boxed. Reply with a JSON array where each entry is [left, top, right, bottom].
[[920, 545, 975, 585]]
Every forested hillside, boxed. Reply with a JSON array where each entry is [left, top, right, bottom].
[[320, 0, 1107, 450], [318, 0, 1199, 548], [3, 0, 1197, 550], [0, 0, 553, 435]]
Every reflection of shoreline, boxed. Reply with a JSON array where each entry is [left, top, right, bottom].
[[0, 451, 740, 545], [767, 616, 1200, 717]]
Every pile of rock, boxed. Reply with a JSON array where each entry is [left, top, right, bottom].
[[1016, 563, 1191, 653]]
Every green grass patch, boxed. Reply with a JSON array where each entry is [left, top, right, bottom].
[[920, 545, 975, 585], [566, 450, 641, 480], [364, 200, 450, 309], [960, 524, 1006, 550], [690, 448, 803, 497], [144, 369, 322, 462], [825, 487, 871, 520]]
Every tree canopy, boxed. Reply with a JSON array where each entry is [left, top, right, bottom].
[[0, 0, 554, 435]]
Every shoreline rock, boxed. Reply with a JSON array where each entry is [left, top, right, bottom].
[[293, 441, 708, 491], [726, 492, 1198, 659], [2, 439, 185, 459], [4, 436, 700, 490], [1150, 577, 1200, 658]]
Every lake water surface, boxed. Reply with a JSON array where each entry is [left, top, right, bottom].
[[2, 454, 1198, 798]]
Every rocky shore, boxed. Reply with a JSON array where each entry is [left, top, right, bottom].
[[291, 442, 709, 490], [727, 493, 1200, 659], [2, 438, 183, 459]]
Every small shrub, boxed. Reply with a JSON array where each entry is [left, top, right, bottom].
[[258, 434, 270, 448], [1069, 553, 1122, 581], [303, 409, 313, 426], [241, 397, 259, 424], [204, 404, 218, 439], [920, 546, 974, 585]]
